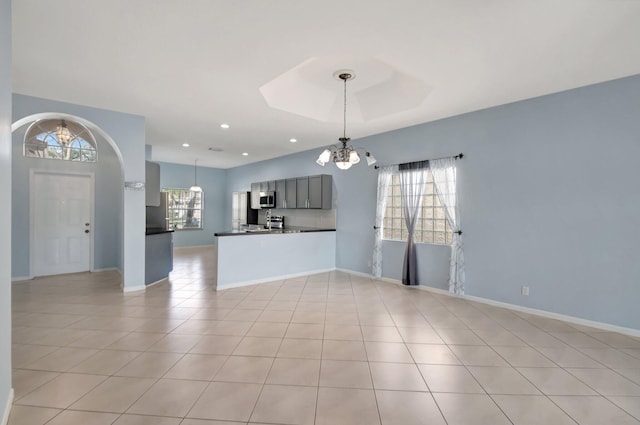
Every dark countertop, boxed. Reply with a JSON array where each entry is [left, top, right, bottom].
[[215, 225, 336, 237], [145, 228, 175, 236]]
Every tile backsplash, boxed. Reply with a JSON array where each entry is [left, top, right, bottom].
[[258, 208, 336, 228]]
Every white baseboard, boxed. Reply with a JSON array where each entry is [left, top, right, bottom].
[[338, 268, 640, 337], [463, 294, 640, 338], [92, 267, 120, 273], [335, 268, 373, 279], [174, 244, 215, 250], [217, 268, 336, 291], [1, 388, 14, 425], [122, 284, 146, 293], [145, 278, 167, 288], [13, 268, 120, 282], [380, 276, 453, 296], [11, 276, 32, 282]]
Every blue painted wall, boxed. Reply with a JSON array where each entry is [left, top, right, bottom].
[[226, 75, 640, 330], [158, 161, 227, 247], [0, 0, 12, 415], [11, 124, 123, 278]]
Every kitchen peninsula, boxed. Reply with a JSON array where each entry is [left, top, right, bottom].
[[214, 227, 336, 289]]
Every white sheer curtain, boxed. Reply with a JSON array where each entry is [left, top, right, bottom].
[[430, 157, 465, 295], [372, 166, 394, 278], [399, 162, 429, 285]]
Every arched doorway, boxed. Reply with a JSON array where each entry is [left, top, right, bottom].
[[11, 113, 125, 282]]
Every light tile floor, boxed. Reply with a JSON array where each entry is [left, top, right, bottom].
[[9, 246, 640, 424]]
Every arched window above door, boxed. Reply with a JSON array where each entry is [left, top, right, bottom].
[[24, 119, 97, 162]]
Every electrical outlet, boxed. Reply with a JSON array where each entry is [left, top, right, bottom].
[[521, 286, 530, 296]]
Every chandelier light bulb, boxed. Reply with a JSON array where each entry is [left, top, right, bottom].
[[318, 149, 331, 163], [365, 152, 377, 166]]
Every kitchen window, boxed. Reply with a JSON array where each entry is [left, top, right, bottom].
[[163, 188, 203, 230], [383, 172, 453, 245]]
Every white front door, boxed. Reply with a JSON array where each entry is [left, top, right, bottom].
[[31, 171, 93, 277]]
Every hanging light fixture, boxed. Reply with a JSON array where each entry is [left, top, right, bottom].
[[55, 120, 72, 145], [316, 71, 376, 170], [189, 159, 202, 192]]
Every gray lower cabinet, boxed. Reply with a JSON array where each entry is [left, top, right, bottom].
[[145, 232, 173, 285]]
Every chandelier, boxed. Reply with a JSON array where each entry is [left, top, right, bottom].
[[316, 71, 376, 170], [55, 120, 72, 145]]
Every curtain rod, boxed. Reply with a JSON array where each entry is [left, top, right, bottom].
[[374, 153, 464, 170]]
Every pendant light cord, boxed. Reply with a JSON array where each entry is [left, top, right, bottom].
[[343, 76, 347, 141], [194, 159, 198, 185]]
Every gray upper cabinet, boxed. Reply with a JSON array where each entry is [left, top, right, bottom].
[[251, 180, 277, 209], [285, 178, 297, 209], [275, 179, 287, 209], [260, 181, 276, 192], [145, 161, 161, 206], [296, 177, 309, 208], [275, 179, 297, 209], [254, 175, 331, 210], [308, 175, 323, 208], [296, 175, 332, 209]]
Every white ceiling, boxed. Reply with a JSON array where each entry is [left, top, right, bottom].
[[11, 0, 640, 169]]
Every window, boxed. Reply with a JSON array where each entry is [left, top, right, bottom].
[[163, 188, 203, 230], [24, 119, 97, 162], [383, 172, 453, 245]]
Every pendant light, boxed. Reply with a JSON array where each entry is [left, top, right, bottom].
[[189, 159, 202, 192], [316, 71, 376, 169]]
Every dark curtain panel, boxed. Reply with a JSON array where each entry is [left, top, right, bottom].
[[398, 161, 428, 285]]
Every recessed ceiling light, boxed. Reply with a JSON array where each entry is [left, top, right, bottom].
[[289, 138, 297, 143], [182, 143, 190, 147], [242, 152, 249, 156], [220, 123, 230, 129]]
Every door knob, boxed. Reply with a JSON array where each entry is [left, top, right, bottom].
[[84, 229, 90, 234], [85, 222, 90, 226]]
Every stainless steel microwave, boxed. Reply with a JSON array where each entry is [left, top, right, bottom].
[[259, 191, 275, 208]]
